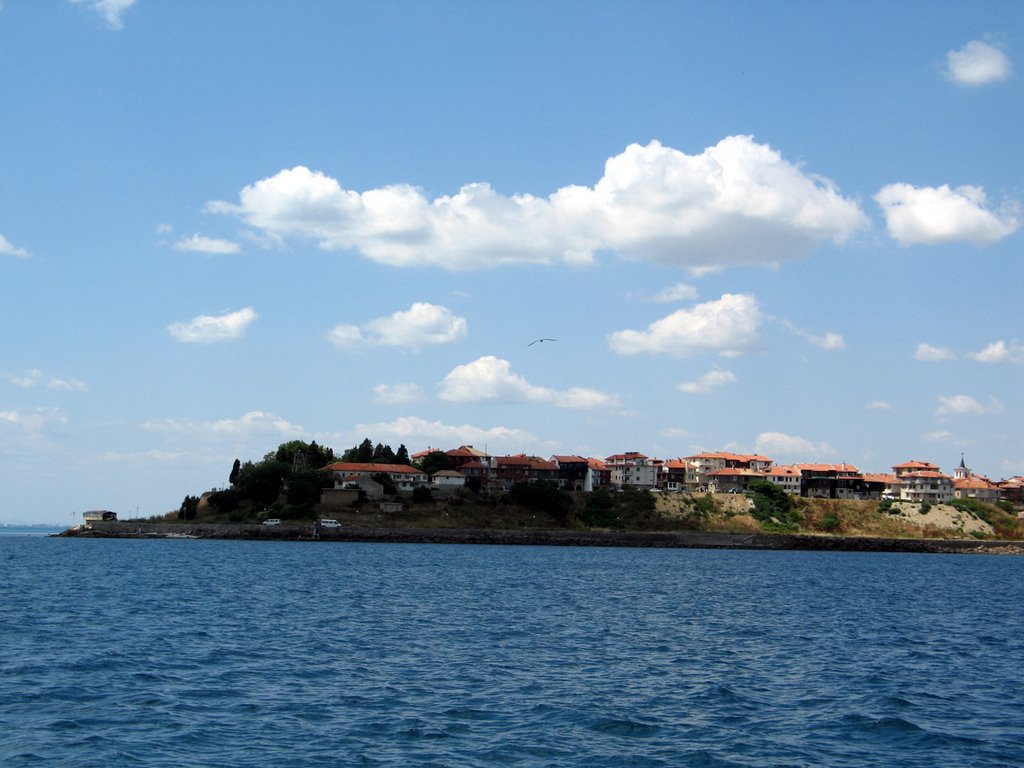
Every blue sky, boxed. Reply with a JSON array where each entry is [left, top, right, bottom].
[[2, 1, 1021, 524]]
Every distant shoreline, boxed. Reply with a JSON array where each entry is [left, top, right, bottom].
[[59, 521, 1024, 555]]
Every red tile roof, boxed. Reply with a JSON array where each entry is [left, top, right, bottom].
[[323, 462, 425, 475], [893, 460, 940, 470]]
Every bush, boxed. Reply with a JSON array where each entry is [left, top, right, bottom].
[[818, 513, 840, 532], [919, 502, 931, 515], [507, 481, 572, 524], [412, 486, 433, 504], [689, 494, 718, 517], [748, 479, 800, 527]]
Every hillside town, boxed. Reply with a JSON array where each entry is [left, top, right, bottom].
[[319, 447, 1024, 511]]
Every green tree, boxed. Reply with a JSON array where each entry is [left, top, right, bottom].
[[373, 442, 396, 463], [507, 481, 572, 524], [178, 495, 199, 521], [236, 460, 290, 507], [286, 471, 326, 509], [419, 450, 455, 476], [356, 438, 374, 463], [395, 444, 411, 465], [229, 459, 241, 487]]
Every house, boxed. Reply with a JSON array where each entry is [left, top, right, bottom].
[[493, 454, 558, 488], [83, 510, 117, 523], [707, 467, 761, 493], [861, 473, 898, 500], [995, 477, 1024, 510], [892, 460, 952, 503], [550, 455, 590, 491], [953, 475, 1001, 504], [458, 459, 493, 490], [952, 456, 1001, 504], [660, 459, 689, 492], [431, 470, 466, 488], [321, 462, 428, 493], [605, 452, 658, 489], [796, 463, 864, 499], [587, 458, 611, 490], [682, 452, 774, 492], [445, 445, 488, 469], [761, 465, 802, 496]]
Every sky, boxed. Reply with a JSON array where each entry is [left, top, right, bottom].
[[1, 1, 1021, 524]]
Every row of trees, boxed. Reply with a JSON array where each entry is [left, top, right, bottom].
[[339, 438, 411, 465]]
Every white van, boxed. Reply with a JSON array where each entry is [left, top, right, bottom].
[[319, 518, 342, 528], [262, 518, 281, 526]]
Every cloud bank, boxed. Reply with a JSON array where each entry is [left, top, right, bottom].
[[208, 136, 867, 271], [353, 415, 536, 451]]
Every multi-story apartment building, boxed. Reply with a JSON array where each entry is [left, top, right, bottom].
[[605, 452, 658, 489]]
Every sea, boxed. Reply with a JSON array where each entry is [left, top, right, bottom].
[[2, 535, 1022, 767]]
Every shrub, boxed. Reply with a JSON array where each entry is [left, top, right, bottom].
[[748, 479, 800, 527], [412, 486, 433, 504], [818, 513, 841, 532]]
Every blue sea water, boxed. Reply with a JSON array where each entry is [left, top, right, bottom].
[[1, 538, 1022, 767]]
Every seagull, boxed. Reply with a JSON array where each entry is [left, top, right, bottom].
[[528, 338, 557, 346]]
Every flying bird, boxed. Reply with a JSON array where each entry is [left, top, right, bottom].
[[528, 338, 557, 346]]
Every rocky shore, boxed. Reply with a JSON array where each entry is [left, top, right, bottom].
[[61, 521, 1024, 555]]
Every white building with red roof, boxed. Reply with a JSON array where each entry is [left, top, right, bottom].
[[892, 460, 952, 503]]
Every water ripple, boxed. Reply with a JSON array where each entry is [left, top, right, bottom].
[[1, 539, 1022, 767]]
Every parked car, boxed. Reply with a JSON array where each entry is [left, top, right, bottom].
[[319, 519, 342, 528], [262, 518, 281, 526]]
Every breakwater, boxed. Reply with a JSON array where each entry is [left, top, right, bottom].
[[61, 521, 1024, 554]]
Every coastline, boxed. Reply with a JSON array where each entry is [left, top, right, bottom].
[[59, 521, 1024, 555]]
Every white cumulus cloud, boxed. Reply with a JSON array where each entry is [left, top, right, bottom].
[[875, 183, 1019, 246], [167, 307, 257, 344], [754, 431, 835, 459], [207, 136, 866, 271], [0, 233, 29, 258], [352, 415, 536, 452], [608, 293, 761, 358], [678, 369, 736, 394], [935, 394, 1005, 416], [969, 340, 1024, 364], [438, 356, 619, 410], [174, 233, 242, 254], [914, 343, 955, 362], [946, 40, 1012, 85], [70, 0, 136, 30], [373, 383, 427, 404], [327, 302, 467, 351]]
